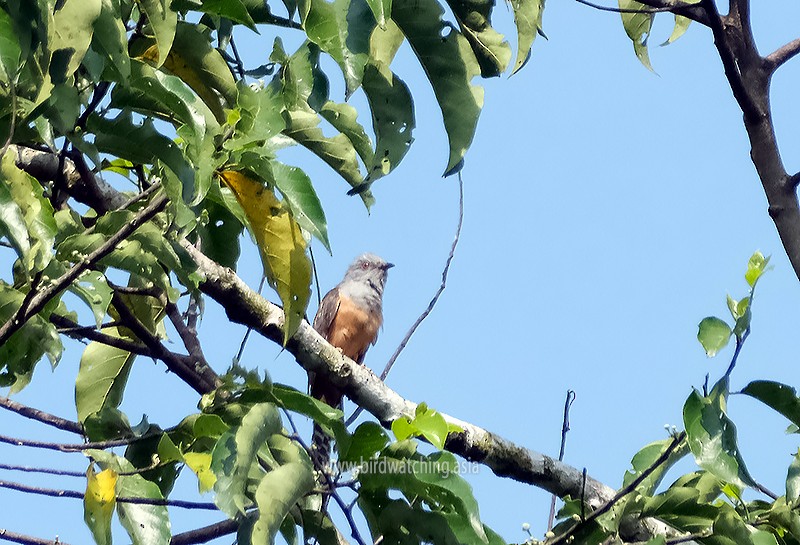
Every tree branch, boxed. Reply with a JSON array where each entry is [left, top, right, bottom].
[[50, 313, 152, 357], [598, 0, 711, 25], [108, 289, 219, 395], [0, 191, 168, 347], [10, 144, 127, 212], [0, 528, 70, 545], [178, 240, 686, 541], [0, 396, 83, 435], [764, 37, 800, 73], [170, 519, 238, 545], [549, 432, 687, 545], [0, 479, 218, 509]]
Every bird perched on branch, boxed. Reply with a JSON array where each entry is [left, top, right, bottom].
[[309, 253, 393, 470]]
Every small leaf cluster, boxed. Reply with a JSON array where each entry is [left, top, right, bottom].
[[548, 253, 800, 545]]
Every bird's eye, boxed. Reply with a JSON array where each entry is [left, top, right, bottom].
[[361, 261, 370, 270]]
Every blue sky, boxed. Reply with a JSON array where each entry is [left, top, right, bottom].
[[3, 1, 800, 543]]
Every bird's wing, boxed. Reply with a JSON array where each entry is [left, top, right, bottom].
[[312, 287, 341, 340]]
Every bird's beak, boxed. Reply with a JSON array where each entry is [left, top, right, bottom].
[[384, 262, 395, 270]]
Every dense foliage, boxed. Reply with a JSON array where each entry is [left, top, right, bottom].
[[3, 1, 800, 545]]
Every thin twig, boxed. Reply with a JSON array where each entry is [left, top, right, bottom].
[[0, 528, 71, 545], [0, 190, 168, 346], [547, 390, 576, 532], [380, 172, 464, 382], [0, 431, 162, 452], [0, 397, 83, 435], [348, 175, 463, 408], [51, 313, 151, 356], [234, 275, 266, 364], [724, 328, 749, 378], [0, 464, 84, 478], [574, 0, 675, 14], [228, 35, 246, 79], [548, 432, 687, 545], [165, 300, 210, 371], [344, 173, 465, 427], [0, 479, 218, 509]]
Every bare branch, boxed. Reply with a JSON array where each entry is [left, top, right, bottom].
[[380, 173, 464, 382], [0, 479, 218, 509], [165, 300, 211, 373], [0, 463, 84, 478], [764, 37, 800, 73], [0, 431, 162, 452], [0, 396, 83, 435], [51, 313, 152, 357], [0, 528, 71, 545]]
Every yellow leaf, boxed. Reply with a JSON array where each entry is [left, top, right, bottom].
[[219, 171, 312, 343], [84, 466, 117, 545], [183, 452, 217, 493]]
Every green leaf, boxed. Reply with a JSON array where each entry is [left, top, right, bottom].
[[0, 175, 30, 262], [712, 507, 755, 545], [618, 0, 654, 71], [224, 81, 286, 150], [745, 251, 770, 288], [212, 403, 282, 517], [683, 388, 757, 489], [622, 438, 688, 496], [444, 0, 512, 77], [510, 0, 544, 74], [392, 0, 484, 175], [50, 0, 102, 83], [88, 111, 196, 203], [194, 199, 243, 270], [184, 0, 257, 29], [359, 63, 414, 188], [300, 0, 374, 97], [741, 380, 800, 429], [251, 461, 315, 545], [68, 271, 113, 328], [413, 406, 449, 450], [137, 0, 178, 67], [271, 384, 348, 447], [270, 162, 330, 253], [92, 0, 131, 80], [0, 151, 58, 272], [0, 7, 22, 82], [641, 486, 719, 533], [340, 422, 389, 463], [697, 316, 731, 357], [132, 22, 237, 122], [787, 449, 800, 504], [0, 282, 62, 392], [662, 14, 692, 46], [319, 101, 374, 166], [365, 0, 390, 27], [75, 327, 136, 422]]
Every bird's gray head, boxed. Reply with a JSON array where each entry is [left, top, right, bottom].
[[342, 253, 393, 296]]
